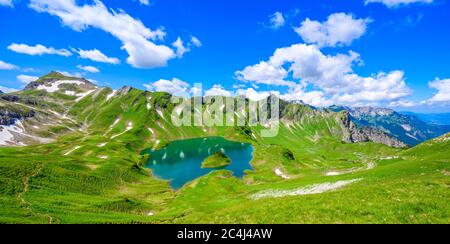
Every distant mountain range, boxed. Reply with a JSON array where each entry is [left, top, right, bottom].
[[399, 111, 450, 126], [328, 105, 450, 146]]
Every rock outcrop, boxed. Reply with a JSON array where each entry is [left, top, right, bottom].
[[338, 111, 407, 148]]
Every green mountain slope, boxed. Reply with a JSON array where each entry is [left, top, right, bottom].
[[0, 72, 448, 223]]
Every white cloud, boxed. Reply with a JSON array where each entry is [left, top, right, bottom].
[[427, 78, 450, 103], [388, 100, 417, 108], [0, 0, 13, 7], [191, 36, 202, 47], [8, 43, 72, 56], [76, 49, 120, 64], [57, 70, 83, 78], [280, 85, 333, 107], [269, 11, 285, 29], [365, 0, 433, 8], [172, 37, 190, 58], [236, 88, 279, 101], [0, 60, 18, 70], [236, 43, 411, 107], [232, 83, 246, 89], [328, 71, 411, 105], [138, 0, 149, 5], [235, 61, 295, 87], [294, 13, 370, 48], [0, 86, 18, 93], [77, 65, 100, 73], [17, 75, 39, 84], [205, 84, 232, 97], [29, 0, 176, 68], [144, 78, 190, 96]]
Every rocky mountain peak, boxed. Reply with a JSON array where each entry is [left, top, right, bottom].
[[23, 71, 96, 93]]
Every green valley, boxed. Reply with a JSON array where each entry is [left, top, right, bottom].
[[0, 72, 448, 224]]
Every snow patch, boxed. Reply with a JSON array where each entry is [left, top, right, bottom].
[[325, 162, 376, 176], [0, 120, 24, 145], [275, 168, 290, 179], [65, 91, 76, 96], [106, 90, 117, 101], [110, 122, 133, 139], [36, 80, 84, 93], [110, 118, 121, 128], [405, 133, 419, 141], [148, 127, 154, 134], [98, 142, 107, 147], [75, 89, 96, 102], [64, 146, 81, 156], [156, 108, 165, 119], [401, 124, 412, 132], [153, 140, 160, 149], [380, 156, 400, 160]]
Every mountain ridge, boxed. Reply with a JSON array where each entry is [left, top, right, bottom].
[[0, 72, 442, 148]]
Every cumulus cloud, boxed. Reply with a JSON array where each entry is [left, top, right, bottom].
[[427, 78, 450, 103], [0, 60, 18, 70], [191, 36, 202, 47], [294, 13, 371, 48], [57, 70, 83, 78], [388, 100, 417, 108], [0, 0, 13, 7], [0, 86, 18, 93], [236, 43, 411, 107], [77, 65, 100, 73], [29, 0, 176, 68], [269, 11, 285, 29], [205, 84, 232, 97], [280, 85, 334, 107], [365, 0, 433, 8], [138, 0, 149, 5], [75, 49, 120, 64], [236, 88, 279, 101], [235, 61, 295, 87], [8, 43, 72, 56], [17, 75, 39, 84], [144, 78, 190, 96], [172, 37, 190, 58]]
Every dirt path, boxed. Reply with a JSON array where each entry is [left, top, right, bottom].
[[17, 164, 56, 224]]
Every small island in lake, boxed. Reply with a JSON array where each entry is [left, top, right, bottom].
[[201, 152, 232, 168]]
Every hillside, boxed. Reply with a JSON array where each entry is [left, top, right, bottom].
[[0, 72, 448, 224]]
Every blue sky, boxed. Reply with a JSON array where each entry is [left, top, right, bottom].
[[0, 0, 449, 112]]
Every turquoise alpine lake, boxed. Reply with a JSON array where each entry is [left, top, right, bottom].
[[143, 137, 254, 189]]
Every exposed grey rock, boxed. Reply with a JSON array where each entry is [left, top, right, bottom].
[[0, 107, 35, 126], [338, 111, 407, 148], [117, 86, 133, 96]]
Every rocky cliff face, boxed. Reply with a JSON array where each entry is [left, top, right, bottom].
[[338, 111, 407, 148], [0, 107, 35, 126]]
